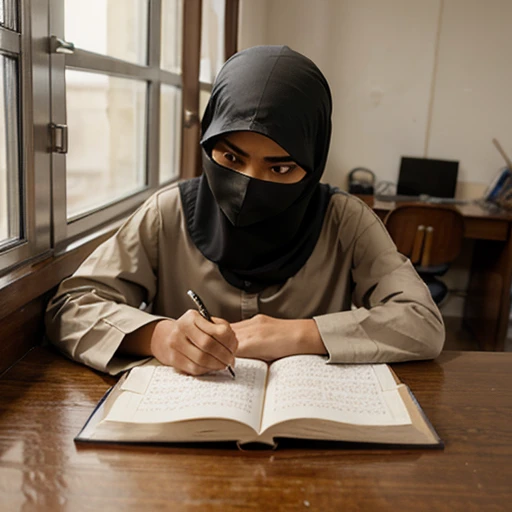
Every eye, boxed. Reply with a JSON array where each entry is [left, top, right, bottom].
[[222, 152, 238, 164], [271, 164, 296, 175]]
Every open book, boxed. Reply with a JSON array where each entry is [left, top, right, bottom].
[[76, 355, 442, 448]]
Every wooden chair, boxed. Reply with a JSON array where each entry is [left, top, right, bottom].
[[384, 204, 465, 304]]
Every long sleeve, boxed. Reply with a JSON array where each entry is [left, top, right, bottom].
[[45, 195, 165, 374], [313, 198, 445, 363], [46, 185, 445, 374]]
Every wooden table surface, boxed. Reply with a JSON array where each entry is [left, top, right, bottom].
[[1, 348, 511, 511]]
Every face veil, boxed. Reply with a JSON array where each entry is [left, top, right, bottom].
[[179, 45, 335, 292]]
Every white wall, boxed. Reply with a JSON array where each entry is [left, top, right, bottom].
[[239, 0, 512, 199], [428, 0, 512, 198]]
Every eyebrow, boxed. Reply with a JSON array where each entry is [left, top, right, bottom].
[[220, 138, 295, 164]]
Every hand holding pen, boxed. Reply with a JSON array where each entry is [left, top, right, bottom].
[[187, 290, 236, 378], [145, 292, 237, 377]]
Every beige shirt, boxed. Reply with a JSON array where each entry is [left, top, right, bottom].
[[45, 184, 444, 374]]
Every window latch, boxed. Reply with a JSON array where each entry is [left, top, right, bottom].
[[184, 109, 199, 129], [50, 123, 68, 154], [49, 36, 75, 55]]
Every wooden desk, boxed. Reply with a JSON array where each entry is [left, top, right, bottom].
[[1, 348, 511, 510], [372, 199, 512, 351]]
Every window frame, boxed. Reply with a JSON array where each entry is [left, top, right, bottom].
[[0, 1, 52, 273]]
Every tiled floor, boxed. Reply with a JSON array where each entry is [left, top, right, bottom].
[[443, 316, 512, 351]]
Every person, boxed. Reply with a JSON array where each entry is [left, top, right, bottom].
[[45, 45, 444, 376]]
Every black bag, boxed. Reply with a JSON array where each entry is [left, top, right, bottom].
[[348, 167, 375, 195]]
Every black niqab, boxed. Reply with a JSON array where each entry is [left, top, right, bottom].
[[179, 45, 334, 292]]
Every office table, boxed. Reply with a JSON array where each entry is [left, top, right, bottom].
[[1, 348, 511, 511], [371, 198, 512, 351]]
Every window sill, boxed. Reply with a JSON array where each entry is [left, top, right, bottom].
[[0, 225, 118, 323]]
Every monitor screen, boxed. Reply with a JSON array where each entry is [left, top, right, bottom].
[[397, 157, 459, 198]]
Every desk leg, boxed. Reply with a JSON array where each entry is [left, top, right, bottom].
[[464, 227, 512, 351]]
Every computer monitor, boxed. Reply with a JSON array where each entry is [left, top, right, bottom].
[[397, 157, 459, 198]]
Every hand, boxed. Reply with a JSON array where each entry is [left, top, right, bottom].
[[231, 314, 326, 362], [149, 310, 238, 376]]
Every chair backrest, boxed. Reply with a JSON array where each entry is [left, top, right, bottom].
[[384, 204, 465, 267]]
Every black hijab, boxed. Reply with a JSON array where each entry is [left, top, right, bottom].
[[179, 45, 334, 292]]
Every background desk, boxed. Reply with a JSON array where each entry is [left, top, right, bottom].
[[372, 199, 512, 351], [1, 348, 511, 511]]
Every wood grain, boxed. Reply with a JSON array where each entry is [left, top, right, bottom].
[[0, 230, 115, 373], [0, 349, 510, 511], [0, 295, 48, 375], [0, 230, 114, 322]]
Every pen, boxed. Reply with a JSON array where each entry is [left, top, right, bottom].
[[187, 290, 236, 379]]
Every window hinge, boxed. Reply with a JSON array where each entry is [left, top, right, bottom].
[[49, 123, 68, 154]]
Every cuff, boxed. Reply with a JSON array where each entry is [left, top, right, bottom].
[[80, 305, 167, 375], [313, 307, 379, 363]]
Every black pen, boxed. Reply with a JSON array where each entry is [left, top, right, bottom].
[[187, 290, 236, 379]]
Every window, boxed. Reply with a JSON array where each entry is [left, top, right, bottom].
[[65, 71, 148, 219], [0, 55, 19, 247], [62, 0, 151, 220], [200, 0, 226, 84], [199, 0, 239, 118], [0, 2, 19, 252], [0, 0, 239, 275], [0, 0, 51, 273], [64, 0, 148, 65], [161, 0, 183, 73], [50, 0, 183, 244], [160, 0, 183, 184], [159, 83, 182, 184]]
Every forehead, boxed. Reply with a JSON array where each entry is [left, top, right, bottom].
[[221, 131, 290, 155]]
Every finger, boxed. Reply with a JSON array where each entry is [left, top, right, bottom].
[[182, 321, 235, 367], [167, 348, 216, 376], [211, 317, 239, 354], [178, 310, 237, 364], [195, 316, 239, 355], [171, 332, 228, 371]]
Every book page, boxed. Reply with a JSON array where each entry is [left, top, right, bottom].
[[105, 358, 268, 432], [260, 355, 411, 432]]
